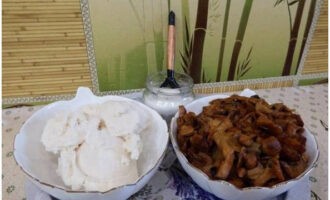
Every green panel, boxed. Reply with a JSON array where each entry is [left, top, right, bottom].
[[88, 0, 317, 91]]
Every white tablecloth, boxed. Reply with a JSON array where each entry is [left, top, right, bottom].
[[3, 84, 327, 200]]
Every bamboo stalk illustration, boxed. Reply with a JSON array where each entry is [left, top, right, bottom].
[[216, 0, 231, 82], [227, 0, 253, 81], [281, 0, 306, 76], [236, 46, 253, 80], [295, 0, 316, 74], [189, 0, 209, 83], [180, 0, 191, 74], [180, 17, 192, 74], [152, 0, 165, 71], [181, 0, 190, 57]]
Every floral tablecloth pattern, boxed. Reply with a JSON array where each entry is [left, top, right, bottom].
[[3, 84, 327, 200]]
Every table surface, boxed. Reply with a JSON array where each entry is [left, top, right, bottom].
[[3, 84, 328, 200]]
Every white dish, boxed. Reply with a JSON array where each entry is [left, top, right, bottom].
[[14, 87, 169, 200], [170, 93, 319, 200]]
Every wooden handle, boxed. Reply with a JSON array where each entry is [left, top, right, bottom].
[[167, 25, 175, 70]]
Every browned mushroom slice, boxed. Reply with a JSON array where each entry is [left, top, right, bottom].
[[253, 167, 274, 186], [261, 136, 282, 156], [237, 167, 247, 178], [283, 136, 306, 153], [215, 150, 235, 179], [292, 113, 304, 127], [239, 134, 253, 146], [177, 134, 187, 151], [244, 152, 258, 169], [237, 147, 247, 168], [247, 141, 261, 154], [255, 101, 273, 114], [247, 157, 284, 186], [280, 145, 301, 161], [213, 131, 236, 179], [212, 148, 224, 167], [271, 103, 292, 112], [238, 112, 257, 128], [228, 177, 245, 188], [274, 118, 289, 130], [177, 110, 197, 127], [215, 117, 233, 133], [178, 125, 195, 137], [178, 105, 187, 117], [247, 163, 264, 180], [270, 157, 285, 181], [286, 122, 300, 136], [194, 152, 213, 166], [196, 152, 215, 176], [256, 115, 283, 135], [226, 128, 242, 152], [207, 117, 233, 141], [208, 118, 223, 130], [197, 116, 211, 135], [280, 161, 295, 178], [281, 159, 308, 179], [189, 133, 203, 148]]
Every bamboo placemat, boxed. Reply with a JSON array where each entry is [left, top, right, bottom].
[[303, 0, 328, 74], [2, 0, 92, 98]]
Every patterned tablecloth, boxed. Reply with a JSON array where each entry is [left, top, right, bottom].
[[3, 84, 328, 200]]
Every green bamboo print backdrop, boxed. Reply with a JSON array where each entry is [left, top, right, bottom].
[[88, 0, 316, 91]]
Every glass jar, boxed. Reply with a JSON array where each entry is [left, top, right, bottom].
[[143, 71, 194, 122]]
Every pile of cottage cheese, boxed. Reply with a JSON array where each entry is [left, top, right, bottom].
[[41, 100, 150, 192]]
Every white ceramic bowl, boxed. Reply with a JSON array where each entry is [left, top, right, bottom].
[[14, 87, 169, 200], [170, 94, 319, 200]]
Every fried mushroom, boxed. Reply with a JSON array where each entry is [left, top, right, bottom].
[[176, 94, 307, 188]]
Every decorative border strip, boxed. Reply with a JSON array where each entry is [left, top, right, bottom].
[[193, 73, 328, 90], [3, 94, 75, 105], [3, 73, 327, 105], [80, 0, 100, 94]]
